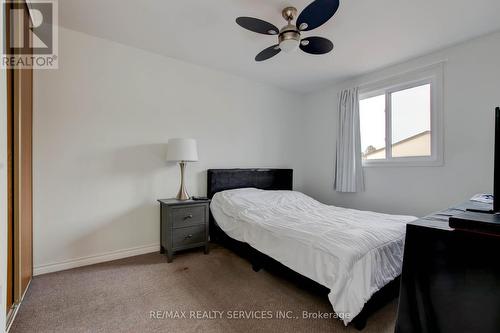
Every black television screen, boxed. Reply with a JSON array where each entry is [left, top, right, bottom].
[[495, 107, 500, 212]]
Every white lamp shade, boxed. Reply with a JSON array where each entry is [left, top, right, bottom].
[[166, 138, 199, 162]]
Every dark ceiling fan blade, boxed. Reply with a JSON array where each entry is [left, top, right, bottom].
[[255, 45, 281, 62], [236, 17, 279, 35], [299, 37, 334, 55], [297, 0, 340, 31]]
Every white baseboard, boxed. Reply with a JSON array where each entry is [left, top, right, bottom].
[[33, 243, 160, 276]]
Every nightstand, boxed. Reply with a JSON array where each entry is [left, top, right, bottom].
[[157, 198, 210, 262]]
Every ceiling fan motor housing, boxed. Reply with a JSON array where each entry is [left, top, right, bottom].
[[278, 24, 301, 52]]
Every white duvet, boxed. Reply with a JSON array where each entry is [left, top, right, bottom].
[[210, 188, 417, 325]]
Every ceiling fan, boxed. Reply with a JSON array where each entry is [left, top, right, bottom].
[[236, 0, 339, 62]]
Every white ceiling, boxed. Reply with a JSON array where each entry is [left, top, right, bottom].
[[59, 0, 500, 93]]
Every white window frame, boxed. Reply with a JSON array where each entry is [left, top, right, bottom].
[[359, 63, 444, 167]]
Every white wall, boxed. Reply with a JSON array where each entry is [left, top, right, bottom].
[[0, 1, 8, 329], [33, 27, 304, 274], [301, 31, 500, 217]]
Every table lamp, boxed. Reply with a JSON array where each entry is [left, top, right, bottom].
[[166, 138, 198, 200]]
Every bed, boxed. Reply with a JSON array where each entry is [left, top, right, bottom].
[[207, 169, 417, 329]]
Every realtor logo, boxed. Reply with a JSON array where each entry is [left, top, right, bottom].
[[2, 0, 58, 69]]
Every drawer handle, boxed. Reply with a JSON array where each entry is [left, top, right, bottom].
[[184, 214, 193, 220], [184, 234, 193, 240]]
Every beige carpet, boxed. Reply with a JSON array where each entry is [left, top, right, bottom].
[[10, 245, 396, 333]]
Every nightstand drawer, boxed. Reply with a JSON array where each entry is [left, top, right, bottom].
[[172, 205, 206, 228], [172, 225, 206, 248]]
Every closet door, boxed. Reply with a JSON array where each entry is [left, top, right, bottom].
[[6, 0, 33, 316]]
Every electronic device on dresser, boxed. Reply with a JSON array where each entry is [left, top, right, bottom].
[[449, 107, 500, 233]]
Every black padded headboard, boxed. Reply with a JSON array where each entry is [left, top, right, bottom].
[[207, 169, 293, 199]]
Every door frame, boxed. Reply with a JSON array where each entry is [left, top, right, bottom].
[[6, 0, 14, 317]]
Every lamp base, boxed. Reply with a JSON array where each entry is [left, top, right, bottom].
[[176, 162, 190, 201]]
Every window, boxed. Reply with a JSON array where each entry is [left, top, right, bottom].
[[358, 64, 443, 166]]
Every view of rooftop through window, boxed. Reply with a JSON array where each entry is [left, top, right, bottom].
[[359, 84, 431, 160]]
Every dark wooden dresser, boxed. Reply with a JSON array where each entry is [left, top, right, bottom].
[[158, 199, 210, 262], [395, 201, 500, 333]]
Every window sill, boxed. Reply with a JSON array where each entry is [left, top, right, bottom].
[[362, 158, 443, 168]]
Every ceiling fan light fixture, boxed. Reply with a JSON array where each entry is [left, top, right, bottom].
[[278, 29, 300, 53], [279, 38, 299, 53]]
